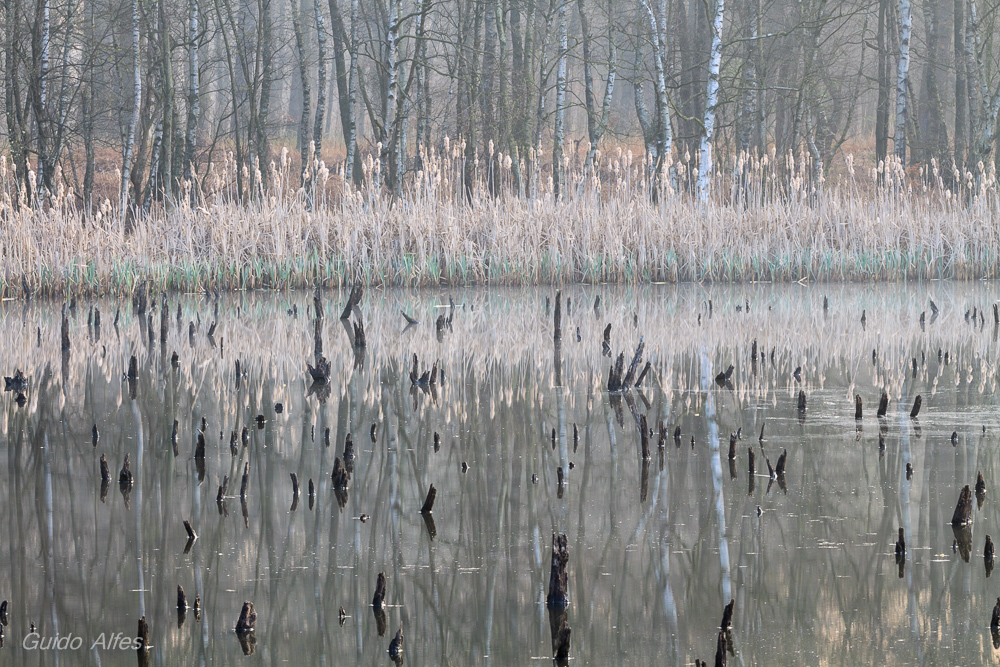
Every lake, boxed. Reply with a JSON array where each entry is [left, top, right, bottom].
[[1, 282, 999, 666]]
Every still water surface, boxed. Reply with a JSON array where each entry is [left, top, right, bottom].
[[2, 282, 1000, 666]]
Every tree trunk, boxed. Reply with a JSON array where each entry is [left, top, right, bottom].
[[874, 0, 890, 172], [697, 0, 724, 202], [121, 0, 142, 218], [313, 0, 327, 162], [954, 0, 967, 171], [552, 0, 567, 198], [184, 0, 200, 187], [292, 0, 312, 184], [893, 0, 911, 162]]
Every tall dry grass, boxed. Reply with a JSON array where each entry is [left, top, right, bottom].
[[1, 143, 999, 296]]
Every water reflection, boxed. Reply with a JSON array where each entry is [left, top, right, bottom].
[[1, 283, 1000, 665]]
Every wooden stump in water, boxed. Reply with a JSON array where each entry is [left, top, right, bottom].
[[797, 390, 806, 412], [854, 395, 863, 420], [952, 485, 974, 525], [118, 454, 133, 487], [748, 447, 755, 478], [987, 536, 995, 578], [992, 597, 1000, 630], [420, 484, 436, 514], [388, 627, 404, 659], [720, 599, 734, 629], [177, 586, 187, 610], [372, 572, 387, 610], [728, 433, 737, 461], [877, 392, 889, 418], [137, 616, 149, 652], [240, 462, 250, 499], [895, 528, 905, 561], [910, 395, 922, 418], [547, 533, 569, 608], [235, 601, 257, 633], [775, 450, 787, 476], [183, 520, 198, 541], [714, 628, 727, 667], [100, 454, 111, 482], [0, 599, 7, 626]]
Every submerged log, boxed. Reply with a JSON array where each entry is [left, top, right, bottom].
[[420, 484, 436, 514], [235, 601, 257, 633], [372, 572, 387, 610], [953, 485, 974, 525], [910, 395, 922, 418], [547, 533, 569, 607]]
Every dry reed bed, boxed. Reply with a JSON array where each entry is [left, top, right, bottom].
[[2, 152, 1000, 295]]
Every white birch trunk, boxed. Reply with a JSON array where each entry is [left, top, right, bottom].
[[893, 0, 912, 161], [313, 0, 326, 160], [344, 0, 358, 184], [697, 0, 725, 202], [379, 0, 399, 191], [121, 0, 141, 213], [638, 0, 672, 186], [552, 0, 567, 197]]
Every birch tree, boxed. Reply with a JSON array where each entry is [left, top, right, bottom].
[[893, 0, 911, 161], [697, 0, 725, 201], [121, 0, 141, 217], [552, 0, 567, 198]]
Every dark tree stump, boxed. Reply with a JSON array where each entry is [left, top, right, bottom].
[[388, 627, 403, 659], [952, 485, 973, 526], [720, 599, 734, 629], [137, 616, 149, 652], [854, 395, 863, 420], [372, 572, 387, 610], [714, 628, 727, 667], [235, 601, 257, 633], [420, 484, 436, 514], [547, 533, 569, 608], [639, 415, 650, 461], [119, 454, 133, 486], [877, 391, 889, 418], [910, 395, 922, 418], [992, 597, 1000, 630]]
